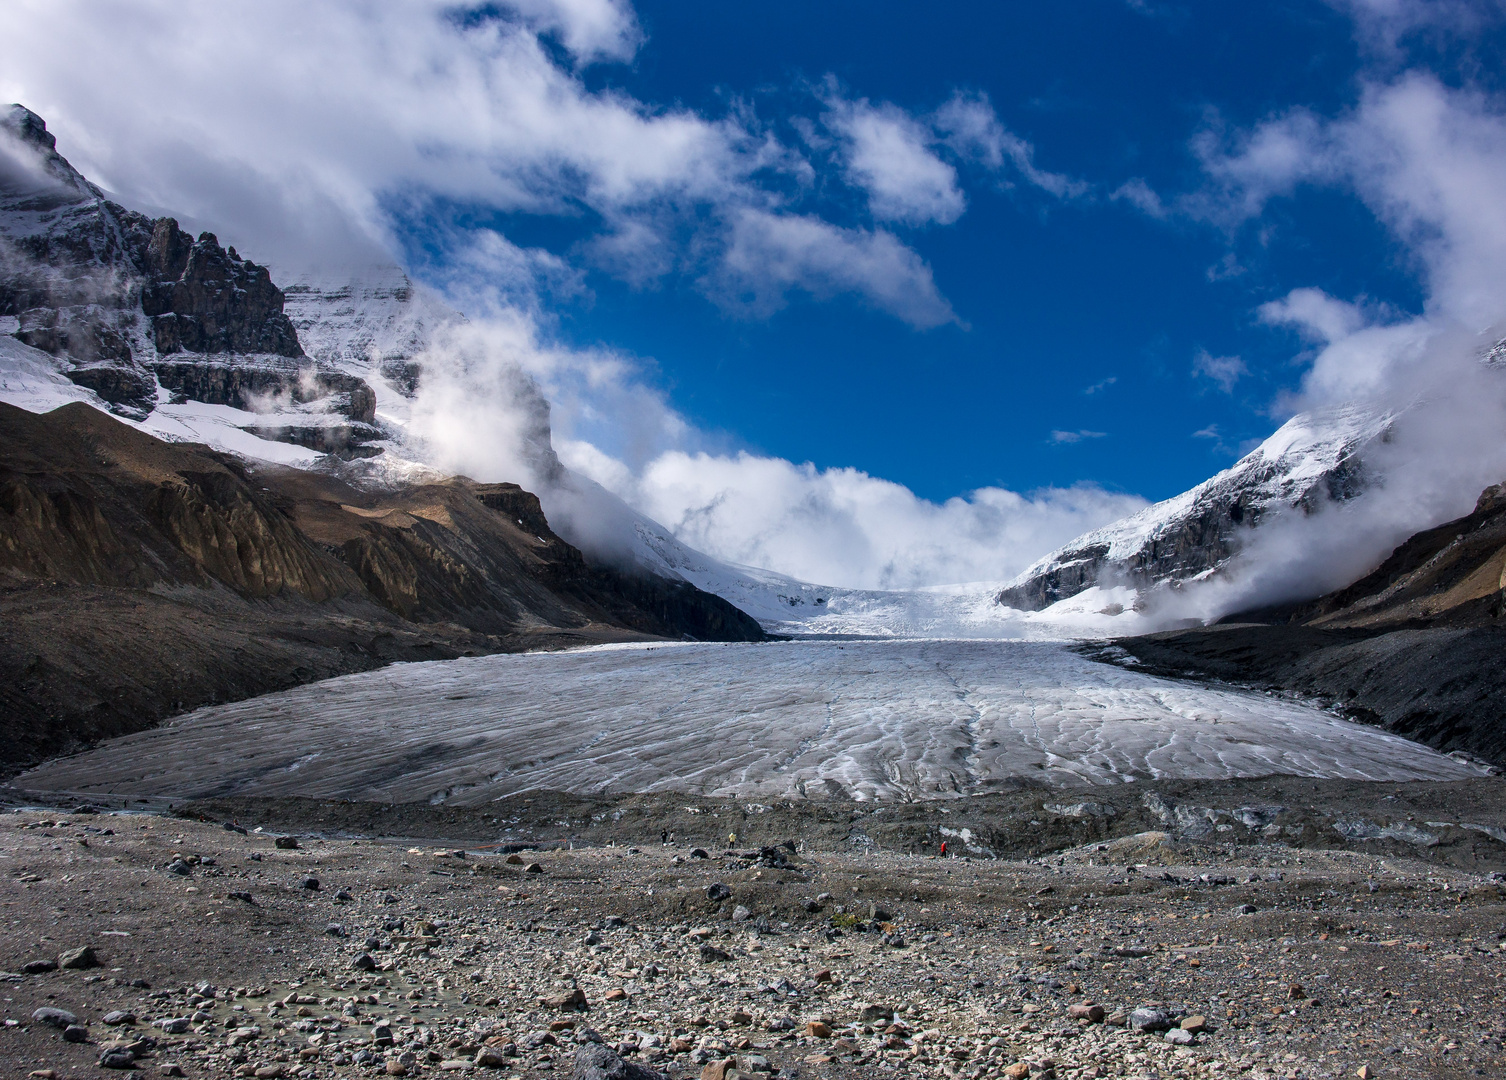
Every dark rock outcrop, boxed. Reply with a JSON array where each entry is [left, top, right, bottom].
[[138, 222, 303, 357]]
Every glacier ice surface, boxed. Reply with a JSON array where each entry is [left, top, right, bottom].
[[15, 639, 1483, 805]]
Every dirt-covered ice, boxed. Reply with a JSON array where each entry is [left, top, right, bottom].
[[16, 639, 1485, 805]]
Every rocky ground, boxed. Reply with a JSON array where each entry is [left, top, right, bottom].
[[1, 792, 1503, 1080]]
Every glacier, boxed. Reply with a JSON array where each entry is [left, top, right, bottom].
[[13, 638, 1485, 806]]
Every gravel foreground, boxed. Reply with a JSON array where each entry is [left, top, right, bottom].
[[2, 795, 1504, 1080]]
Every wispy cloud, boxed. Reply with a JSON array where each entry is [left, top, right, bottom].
[[1084, 376, 1118, 395], [1049, 429, 1109, 444], [1192, 349, 1248, 393]]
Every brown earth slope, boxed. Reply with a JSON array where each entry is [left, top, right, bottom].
[[0, 401, 763, 771], [1099, 483, 1506, 767]]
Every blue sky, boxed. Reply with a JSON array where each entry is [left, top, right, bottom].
[[397, 1, 1453, 501], [8, 0, 1506, 587]]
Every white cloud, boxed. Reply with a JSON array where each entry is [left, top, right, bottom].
[[0, 0, 964, 328], [824, 96, 966, 226], [1110, 177, 1170, 218], [708, 208, 957, 328], [1192, 350, 1248, 393], [1327, 0, 1505, 56], [500, 0, 643, 62], [1258, 287, 1369, 344], [1049, 430, 1108, 444], [932, 91, 1088, 198], [559, 446, 1147, 590]]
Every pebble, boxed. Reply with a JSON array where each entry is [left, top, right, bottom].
[[274, 836, 300, 849], [21, 959, 58, 974], [101, 1010, 136, 1025], [63, 1023, 90, 1042]]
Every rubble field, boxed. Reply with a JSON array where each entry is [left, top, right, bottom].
[[1, 791, 1503, 1080]]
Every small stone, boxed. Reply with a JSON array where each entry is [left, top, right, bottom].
[[1164, 1027, 1194, 1045], [699, 943, 732, 963], [102, 1010, 137, 1025], [28, 1071, 58, 1080], [476, 1045, 507, 1067], [805, 1021, 831, 1038], [1003, 1064, 1030, 1080], [156, 1017, 191, 1034], [351, 953, 377, 971], [385, 1061, 407, 1076], [160, 1066, 186, 1077], [255, 1066, 286, 1079], [1356, 1068, 1374, 1080], [813, 969, 833, 984], [1288, 983, 1306, 1000], [707, 883, 731, 902], [731, 905, 751, 922], [21, 959, 58, 974], [543, 987, 588, 1010], [227, 891, 255, 904], [701, 1058, 738, 1080], [166, 860, 192, 876], [1180, 1015, 1207, 1033], [690, 848, 709, 859], [60, 945, 99, 969], [1068, 1003, 1105, 1023], [525, 862, 544, 873], [325, 923, 347, 937], [506, 853, 524, 865], [1129, 1007, 1171, 1032], [99, 1049, 136, 1069], [576, 1041, 665, 1080], [63, 1023, 90, 1042], [300, 876, 320, 891], [729, 1009, 752, 1025], [274, 836, 299, 849], [1235, 903, 1257, 915], [604, 988, 628, 1002], [31, 1006, 79, 1028]]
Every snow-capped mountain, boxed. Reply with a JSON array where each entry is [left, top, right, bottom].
[[0, 105, 386, 461], [995, 404, 1395, 613]]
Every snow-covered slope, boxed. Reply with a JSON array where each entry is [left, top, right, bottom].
[[995, 404, 1394, 614]]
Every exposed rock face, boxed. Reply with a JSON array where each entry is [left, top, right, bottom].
[[997, 405, 1387, 611], [139, 224, 303, 357], [1, 104, 371, 434]]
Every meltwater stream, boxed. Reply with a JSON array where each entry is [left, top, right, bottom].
[[15, 639, 1485, 804]]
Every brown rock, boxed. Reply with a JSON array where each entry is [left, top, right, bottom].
[[543, 987, 588, 1010], [604, 988, 628, 1002], [702, 1057, 738, 1080], [813, 969, 833, 984], [1004, 1064, 1030, 1080], [1068, 1003, 1105, 1023], [1180, 1015, 1207, 1033], [806, 1021, 831, 1038]]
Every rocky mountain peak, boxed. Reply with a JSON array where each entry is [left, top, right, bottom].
[[4, 105, 54, 152]]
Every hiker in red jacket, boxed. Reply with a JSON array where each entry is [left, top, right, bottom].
[[939, 841, 947, 858]]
